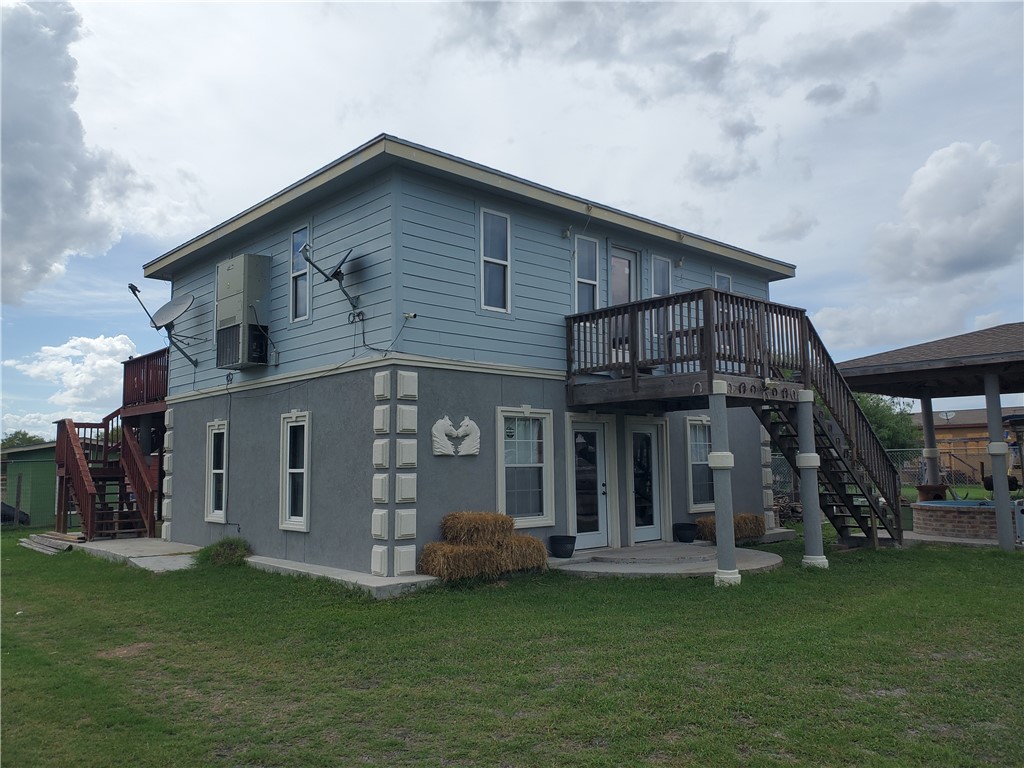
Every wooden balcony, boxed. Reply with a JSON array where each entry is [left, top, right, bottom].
[[121, 348, 168, 416], [566, 288, 809, 409]]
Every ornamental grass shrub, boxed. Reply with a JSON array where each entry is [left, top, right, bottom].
[[194, 537, 252, 567]]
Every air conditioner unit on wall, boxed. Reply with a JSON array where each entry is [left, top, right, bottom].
[[216, 253, 271, 369]]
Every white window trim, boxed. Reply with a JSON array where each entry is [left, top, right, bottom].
[[652, 255, 673, 297], [204, 420, 228, 524], [714, 271, 732, 293], [291, 224, 311, 322], [687, 416, 715, 512], [573, 235, 600, 313], [480, 208, 511, 313], [496, 406, 555, 528], [279, 411, 311, 532]]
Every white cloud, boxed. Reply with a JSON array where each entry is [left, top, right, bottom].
[[3, 334, 137, 411], [0, 2, 150, 305], [871, 142, 1023, 284]]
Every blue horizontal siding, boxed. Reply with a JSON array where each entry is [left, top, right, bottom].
[[165, 164, 776, 395]]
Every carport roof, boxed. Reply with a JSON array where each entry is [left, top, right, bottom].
[[837, 322, 1024, 399]]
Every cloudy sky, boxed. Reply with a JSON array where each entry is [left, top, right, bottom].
[[2, 1, 1022, 438]]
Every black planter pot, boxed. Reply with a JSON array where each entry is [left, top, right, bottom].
[[672, 522, 698, 543], [549, 535, 577, 558]]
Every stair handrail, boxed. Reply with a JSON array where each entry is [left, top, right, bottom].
[[803, 319, 901, 518], [120, 425, 157, 537], [56, 419, 98, 539]]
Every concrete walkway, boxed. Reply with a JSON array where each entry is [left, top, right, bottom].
[[548, 540, 783, 578], [74, 538, 200, 573], [70, 535, 790, 598], [70, 538, 438, 599]]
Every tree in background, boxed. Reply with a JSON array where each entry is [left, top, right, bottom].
[[1, 430, 48, 449], [854, 394, 921, 450]]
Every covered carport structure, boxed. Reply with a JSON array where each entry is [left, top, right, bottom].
[[837, 322, 1024, 551]]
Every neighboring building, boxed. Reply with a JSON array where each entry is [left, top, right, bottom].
[[910, 406, 1024, 483], [1, 442, 57, 528], [139, 134, 898, 576]]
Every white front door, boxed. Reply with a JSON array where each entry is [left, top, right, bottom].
[[630, 425, 663, 542], [572, 423, 609, 549]]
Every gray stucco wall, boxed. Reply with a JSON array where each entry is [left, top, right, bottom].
[[165, 360, 770, 574]]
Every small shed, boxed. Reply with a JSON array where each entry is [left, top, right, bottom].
[[1, 442, 58, 528]]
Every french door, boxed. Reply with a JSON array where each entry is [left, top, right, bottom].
[[572, 423, 609, 549], [630, 425, 663, 543]]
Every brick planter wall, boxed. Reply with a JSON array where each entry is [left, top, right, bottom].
[[911, 503, 998, 539]]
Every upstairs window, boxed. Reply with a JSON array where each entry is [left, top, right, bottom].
[[653, 256, 672, 297], [715, 272, 732, 293], [575, 236, 599, 312], [481, 210, 510, 312], [291, 226, 310, 321]]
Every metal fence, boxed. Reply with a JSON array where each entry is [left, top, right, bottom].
[[773, 446, 1023, 499]]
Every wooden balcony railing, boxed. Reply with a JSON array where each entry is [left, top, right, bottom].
[[122, 348, 168, 409], [567, 288, 900, 514], [566, 288, 805, 385]]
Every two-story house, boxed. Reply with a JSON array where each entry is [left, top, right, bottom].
[[138, 135, 901, 578]]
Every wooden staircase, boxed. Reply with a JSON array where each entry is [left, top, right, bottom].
[[55, 411, 158, 541], [566, 288, 903, 546], [760, 401, 901, 545], [760, 320, 902, 545]]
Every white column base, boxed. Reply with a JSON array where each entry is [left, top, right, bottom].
[[802, 555, 829, 569], [161, 522, 172, 541], [714, 569, 742, 587]]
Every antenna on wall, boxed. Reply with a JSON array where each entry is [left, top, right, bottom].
[[129, 283, 200, 367], [300, 243, 359, 308]]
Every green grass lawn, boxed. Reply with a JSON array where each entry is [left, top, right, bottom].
[[2, 530, 1021, 768]]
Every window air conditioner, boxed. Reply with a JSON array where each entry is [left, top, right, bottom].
[[215, 253, 271, 369]]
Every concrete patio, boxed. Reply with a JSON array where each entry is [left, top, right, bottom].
[[548, 540, 784, 578]]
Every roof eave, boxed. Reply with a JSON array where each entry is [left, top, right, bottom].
[[145, 134, 796, 281]]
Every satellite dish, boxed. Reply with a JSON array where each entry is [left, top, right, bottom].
[[128, 283, 200, 368], [151, 293, 195, 331]]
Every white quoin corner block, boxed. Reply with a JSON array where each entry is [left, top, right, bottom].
[[374, 371, 391, 400], [395, 508, 417, 539], [372, 439, 390, 469], [397, 371, 418, 400], [394, 545, 417, 576], [372, 474, 390, 504], [396, 405, 418, 434], [371, 508, 388, 540], [395, 474, 417, 503], [396, 439, 417, 468], [371, 545, 389, 576], [373, 405, 391, 434]]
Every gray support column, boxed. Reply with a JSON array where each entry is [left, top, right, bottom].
[[797, 389, 828, 568], [919, 397, 941, 486], [984, 373, 1015, 552], [710, 380, 740, 586]]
